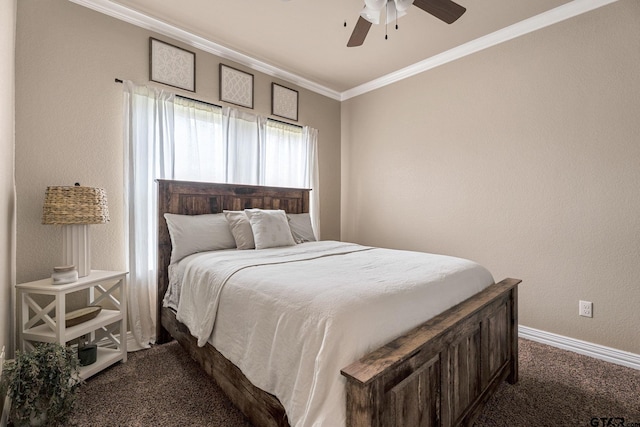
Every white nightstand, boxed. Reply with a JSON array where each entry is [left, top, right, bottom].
[[16, 270, 128, 380]]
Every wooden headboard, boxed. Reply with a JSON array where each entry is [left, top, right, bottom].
[[155, 179, 310, 342]]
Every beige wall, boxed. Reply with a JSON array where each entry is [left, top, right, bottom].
[[15, 0, 341, 285], [342, 0, 640, 354], [1, 0, 17, 356]]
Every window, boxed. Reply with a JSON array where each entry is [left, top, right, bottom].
[[123, 82, 319, 347], [172, 96, 310, 189]]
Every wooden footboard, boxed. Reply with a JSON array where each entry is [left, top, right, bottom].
[[341, 278, 520, 427]]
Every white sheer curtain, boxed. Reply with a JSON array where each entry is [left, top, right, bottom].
[[123, 81, 175, 350], [303, 127, 320, 238], [265, 121, 320, 238], [123, 81, 320, 348], [173, 97, 225, 182], [222, 107, 263, 184]]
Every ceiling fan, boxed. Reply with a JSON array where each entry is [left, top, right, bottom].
[[347, 0, 466, 47]]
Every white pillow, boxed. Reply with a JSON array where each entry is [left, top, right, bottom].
[[223, 210, 255, 250], [245, 209, 296, 249], [287, 213, 316, 243], [164, 213, 236, 264]]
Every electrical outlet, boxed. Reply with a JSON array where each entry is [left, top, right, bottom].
[[579, 300, 593, 318]]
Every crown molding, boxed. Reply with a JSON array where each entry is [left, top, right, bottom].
[[68, 0, 342, 100], [341, 0, 620, 100], [70, 0, 618, 102]]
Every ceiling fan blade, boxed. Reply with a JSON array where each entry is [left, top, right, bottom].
[[413, 0, 466, 24], [347, 16, 373, 47]]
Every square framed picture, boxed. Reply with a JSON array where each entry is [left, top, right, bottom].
[[271, 83, 299, 121], [149, 38, 196, 92], [219, 64, 254, 109]]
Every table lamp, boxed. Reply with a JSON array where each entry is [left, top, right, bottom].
[[42, 183, 110, 277]]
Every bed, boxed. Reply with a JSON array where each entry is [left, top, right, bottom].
[[156, 179, 521, 427]]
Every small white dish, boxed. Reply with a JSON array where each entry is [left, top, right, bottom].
[[52, 265, 78, 285]]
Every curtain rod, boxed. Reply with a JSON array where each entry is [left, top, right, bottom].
[[268, 117, 303, 129], [114, 78, 221, 109], [114, 78, 302, 129]]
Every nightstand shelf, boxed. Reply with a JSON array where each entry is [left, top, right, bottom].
[[22, 309, 122, 343], [79, 347, 122, 379], [16, 270, 128, 380]]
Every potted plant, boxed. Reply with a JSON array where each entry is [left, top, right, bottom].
[[0, 342, 80, 427]]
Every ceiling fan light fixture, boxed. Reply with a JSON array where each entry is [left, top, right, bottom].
[[384, 2, 408, 24], [361, 0, 411, 26], [364, 0, 387, 11], [394, 0, 414, 13], [360, 6, 382, 24]]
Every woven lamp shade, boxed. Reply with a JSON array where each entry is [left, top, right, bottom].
[[42, 186, 110, 225]]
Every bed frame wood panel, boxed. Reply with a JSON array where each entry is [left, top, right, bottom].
[[156, 179, 521, 427]]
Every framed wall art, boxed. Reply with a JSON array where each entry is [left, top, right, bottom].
[[219, 64, 254, 109], [271, 83, 299, 121], [149, 38, 196, 92]]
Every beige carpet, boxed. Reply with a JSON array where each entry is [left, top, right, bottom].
[[69, 338, 640, 426]]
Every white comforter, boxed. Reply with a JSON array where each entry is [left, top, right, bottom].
[[167, 241, 494, 427]]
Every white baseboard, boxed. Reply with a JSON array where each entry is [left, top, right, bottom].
[[519, 325, 640, 371]]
